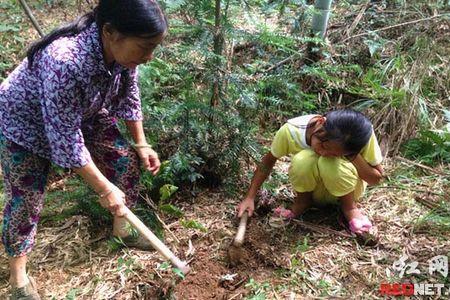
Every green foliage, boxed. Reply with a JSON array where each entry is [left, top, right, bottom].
[[117, 256, 141, 277], [0, 1, 27, 80], [160, 184, 179, 201], [65, 288, 80, 300], [72, 179, 164, 239], [107, 236, 126, 252], [402, 129, 450, 166], [133, 204, 165, 240], [294, 236, 310, 253], [158, 261, 171, 271], [245, 279, 271, 299], [172, 267, 186, 279], [41, 177, 85, 224], [140, 59, 264, 190], [76, 188, 112, 224], [159, 204, 184, 218], [414, 201, 450, 236], [180, 219, 207, 232]]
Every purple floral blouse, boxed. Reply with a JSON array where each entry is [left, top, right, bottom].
[[0, 23, 143, 168]]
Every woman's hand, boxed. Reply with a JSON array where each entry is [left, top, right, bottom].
[[98, 185, 127, 217], [351, 154, 383, 185], [135, 146, 161, 175], [237, 197, 255, 218]]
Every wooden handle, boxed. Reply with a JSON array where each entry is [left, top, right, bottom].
[[233, 211, 248, 246], [122, 207, 190, 274]]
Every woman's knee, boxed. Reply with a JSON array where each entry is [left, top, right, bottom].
[[289, 150, 319, 192], [317, 157, 358, 197]]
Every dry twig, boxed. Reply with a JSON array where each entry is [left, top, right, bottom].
[[396, 156, 448, 176], [345, 1, 371, 37], [341, 14, 449, 43], [18, 0, 45, 37], [291, 219, 353, 238]]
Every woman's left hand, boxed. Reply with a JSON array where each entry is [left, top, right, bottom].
[[136, 146, 161, 175]]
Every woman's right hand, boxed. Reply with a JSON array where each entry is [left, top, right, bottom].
[[98, 185, 127, 217], [237, 198, 255, 218]]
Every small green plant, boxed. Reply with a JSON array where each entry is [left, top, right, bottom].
[[180, 219, 207, 232], [402, 110, 450, 166], [65, 288, 80, 300], [294, 236, 310, 253], [172, 267, 186, 279], [159, 203, 184, 218], [160, 184, 178, 201], [107, 236, 126, 252], [117, 256, 141, 277], [245, 278, 271, 300], [157, 261, 185, 279], [158, 183, 184, 218]]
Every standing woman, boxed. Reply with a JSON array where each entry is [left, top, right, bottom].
[[0, 1, 167, 298]]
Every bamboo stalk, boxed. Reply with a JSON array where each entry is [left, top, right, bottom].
[[311, 0, 333, 38]]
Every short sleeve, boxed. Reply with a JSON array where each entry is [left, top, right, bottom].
[[360, 131, 383, 166], [40, 59, 92, 168], [270, 124, 303, 158], [113, 68, 143, 121]]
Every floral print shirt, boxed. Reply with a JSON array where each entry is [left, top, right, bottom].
[[0, 23, 143, 168]]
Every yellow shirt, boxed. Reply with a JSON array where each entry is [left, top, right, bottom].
[[271, 123, 383, 166]]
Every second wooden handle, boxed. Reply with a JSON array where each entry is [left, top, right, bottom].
[[233, 211, 248, 246]]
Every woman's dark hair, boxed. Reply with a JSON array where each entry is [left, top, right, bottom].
[[27, 0, 168, 68], [314, 109, 373, 156]]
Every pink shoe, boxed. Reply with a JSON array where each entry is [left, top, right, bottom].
[[274, 206, 296, 219], [348, 215, 372, 234], [350, 216, 379, 246], [269, 206, 296, 228]]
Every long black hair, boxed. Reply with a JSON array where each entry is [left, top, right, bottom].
[[27, 0, 168, 68], [314, 109, 373, 156]]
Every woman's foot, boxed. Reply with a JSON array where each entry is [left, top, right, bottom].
[[339, 193, 372, 234], [10, 276, 40, 300], [339, 193, 378, 245], [113, 216, 132, 238], [112, 216, 154, 251], [274, 206, 296, 219], [269, 206, 295, 228], [341, 207, 372, 234], [269, 192, 313, 227]]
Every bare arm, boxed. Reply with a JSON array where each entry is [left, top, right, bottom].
[[125, 120, 160, 175], [125, 120, 147, 144], [74, 162, 127, 216], [351, 154, 383, 185], [237, 152, 278, 217]]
